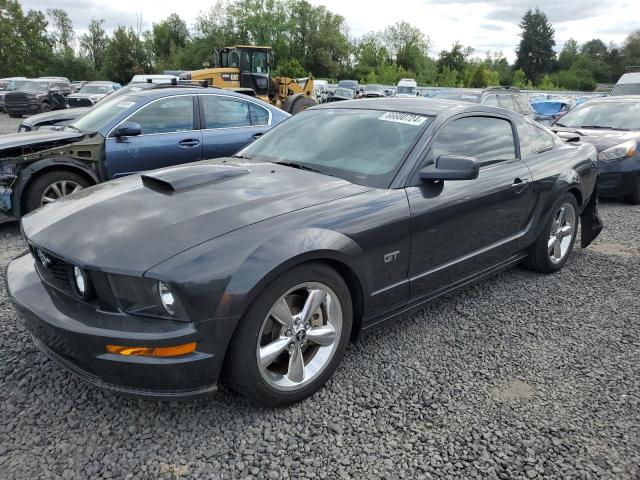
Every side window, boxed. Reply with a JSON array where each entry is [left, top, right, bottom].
[[127, 96, 194, 135], [201, 95, 251, 128], [498, 95, 516, 111], [429, 116, 516, 166], [517, 122, 556, 156], [514, 96, 532, 113], [249, 103, 270, 126], [482, 95, 499, 107]]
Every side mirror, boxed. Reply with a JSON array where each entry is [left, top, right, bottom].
[[113, 122, 141, 138], [420, 155, 479, 181]]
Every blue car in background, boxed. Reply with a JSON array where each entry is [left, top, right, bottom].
[[0, 87, 289, 221]]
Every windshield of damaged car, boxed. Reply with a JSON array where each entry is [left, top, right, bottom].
[[79, 85, 110, 94], [364, 84, 383, 91], [239, 109, 433, 188], [396, 86, 416, 95], [69, 95, 138, 133], [555, 102, 640, 131]]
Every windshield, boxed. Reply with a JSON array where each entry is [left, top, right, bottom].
[[554, 101, 640, 130], [364, 84, 383, 91], [9, 80, 48, 92], [79, 85, 110, 94], [396, 86, 416, 95], [609, 83, 640, 96], [69, 95, 138, 133], [333, 88, 354, 98], [434, 91, 481, 103], [337, 80, 357, 91], [239, 109, 433, 188]]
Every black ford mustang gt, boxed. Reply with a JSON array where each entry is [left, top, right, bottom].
[[7, 99, 602, 407]]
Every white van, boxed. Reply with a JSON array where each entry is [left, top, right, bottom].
[[396, 78, 417, 97], [610, 69, 640, 96]]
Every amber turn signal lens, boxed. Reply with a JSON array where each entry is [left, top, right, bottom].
[[106, 342, 196, 357]]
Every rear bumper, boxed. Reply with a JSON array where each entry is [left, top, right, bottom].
[[6, 253, 235, 400]]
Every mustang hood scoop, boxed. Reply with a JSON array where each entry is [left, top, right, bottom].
[[141, 164, 250, 192]]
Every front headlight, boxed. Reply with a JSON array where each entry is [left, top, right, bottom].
[[598, 140, 637, 161], [108, 274, 188, 320]]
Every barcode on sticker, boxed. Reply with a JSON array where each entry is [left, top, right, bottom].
[[379, 112, 427, 126]]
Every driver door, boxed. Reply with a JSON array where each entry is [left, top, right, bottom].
[[406, 114, 537, 301]]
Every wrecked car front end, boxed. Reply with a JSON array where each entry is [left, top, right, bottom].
[[0, 159, 17, 222]]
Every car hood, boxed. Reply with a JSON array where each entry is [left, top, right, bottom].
[[22, 108, 90, 126], [0, 130, 86, 152], [552, 126, 640, 152], [21, 159, 373, 274]]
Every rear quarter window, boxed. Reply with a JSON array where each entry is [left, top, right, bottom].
[[518, 122, 556, 156]]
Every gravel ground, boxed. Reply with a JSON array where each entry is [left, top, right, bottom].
[[0, 113, 21, 135], [1, 113, 639, 479]]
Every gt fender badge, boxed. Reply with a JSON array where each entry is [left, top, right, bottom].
[[384, 251, 400, 263]]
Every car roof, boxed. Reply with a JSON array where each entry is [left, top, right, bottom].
[[314, 97, 487, 116], [616, 72, 640, 84], [122, 86, 279, 108], [588, 95, 640, 103]]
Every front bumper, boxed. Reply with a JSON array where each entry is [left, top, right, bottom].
[[4, 103, 41, 115], [6, 253, 236, 400], [597, 157, 640, 197]]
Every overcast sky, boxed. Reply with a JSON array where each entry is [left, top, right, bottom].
[[20, 0, 639, 61]]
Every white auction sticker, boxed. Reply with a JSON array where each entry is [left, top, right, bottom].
[[379, 111, 427, 126]]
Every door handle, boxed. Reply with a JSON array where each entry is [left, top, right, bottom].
[[511, 177, 530, 194], [251, 132, 264, 140], [178, 139, 200, 148]]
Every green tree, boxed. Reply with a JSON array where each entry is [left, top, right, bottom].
[[103, 26, 151, 84], [437, 42, 472, 73], [80, 19, 108, 71], [437, 66, 459, 87], [512, 69, 526, 88], [515, 8, 556, 84], [558, 38, 578, 70], [622, 30, 640, 67], [47, 8, 75, 54], [382, 21, 430, 77], [149, 13, 189, 68]]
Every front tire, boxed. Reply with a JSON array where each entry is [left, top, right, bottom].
[[40, 102, 51, 113], [524, 193, 579, 274], [23, 170, 90, 214], [225, 263, 352, 407]]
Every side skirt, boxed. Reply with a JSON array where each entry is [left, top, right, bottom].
[[360, 251, 529, 335]]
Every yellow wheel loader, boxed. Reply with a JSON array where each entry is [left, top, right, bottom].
[[180, 45, 317, 114]]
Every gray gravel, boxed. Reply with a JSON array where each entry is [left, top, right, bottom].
[[0, 113, 21, 135], [1, 113, 639, 479]]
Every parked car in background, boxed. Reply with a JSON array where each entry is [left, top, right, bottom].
[[326, 87, 355, 102], [3, 79, 69, 117], [530, 97, 574, 125], [551, 95, 640, 204], [37, 77, 72, 95], [0, 78, 29, 110], [362, 84, 385, 98], [130, 74, 178, 84], [395, 78, 417, 97], [70, 81, 88, 92], [17, 81, 205, 132], [609, 69, 640, 96], [313, 79, 329, 103], [6, 98, 601, 406], [0, 87, 289, 221], [336, 79, 358, 95], [431, 87, 548, 124], [66, 81, 121, 108]]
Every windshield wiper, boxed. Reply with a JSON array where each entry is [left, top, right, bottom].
[[580, 125, 629, 131], [65, 124, 81, 132], [553, 122, 568, 127], [272, 161, 324, 174], [232, 154, 253, 160]]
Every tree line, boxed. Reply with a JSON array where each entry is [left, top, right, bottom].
[[0, 0, 639, 90]]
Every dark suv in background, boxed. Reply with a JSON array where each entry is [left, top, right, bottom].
[[3, 78, 71, 117]]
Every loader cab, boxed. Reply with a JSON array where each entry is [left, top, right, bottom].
[[217, 46, 271, 98]]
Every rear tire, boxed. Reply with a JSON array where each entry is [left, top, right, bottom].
[[623, 177, 640, 205], [290, 96, 317, 115], [524, 193, 579, 274], [24, 170, 90, 214], [225, 263, 352, 407]]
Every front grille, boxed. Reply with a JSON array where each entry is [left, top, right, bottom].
[[67, 97, 92, 108], [4, 92, 29, 104], [30, 244, 73, 294]]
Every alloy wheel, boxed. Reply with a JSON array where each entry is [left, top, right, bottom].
[[548, 202, 576, 264], [256, 282, 343, 391], [40, 180, 84, 205]]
